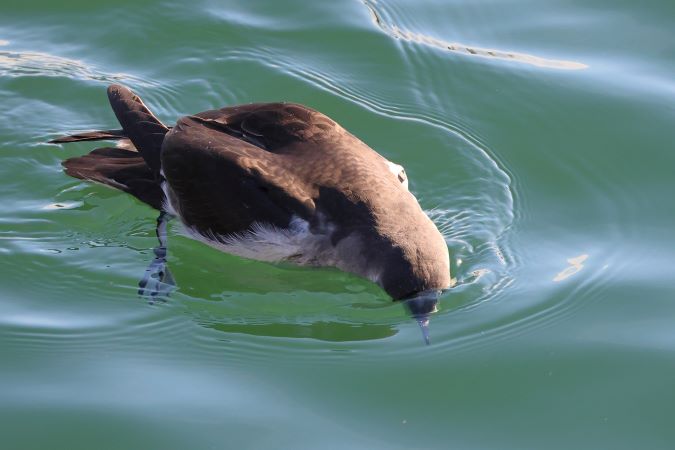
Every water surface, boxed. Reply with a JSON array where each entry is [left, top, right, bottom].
[[2, 1, 675, 449]]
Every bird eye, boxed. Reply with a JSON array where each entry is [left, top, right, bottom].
[[398, 169, 407, 183]]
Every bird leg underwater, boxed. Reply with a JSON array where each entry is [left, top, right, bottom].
[[138, 211, 176, 302]]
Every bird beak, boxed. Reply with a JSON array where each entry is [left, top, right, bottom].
[[402, 290, 440, 345]]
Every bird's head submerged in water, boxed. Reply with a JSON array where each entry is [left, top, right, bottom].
[[306, 143, 451, 343]]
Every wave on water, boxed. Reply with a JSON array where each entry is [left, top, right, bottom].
[[362, 0, 587, 70], [0, 49, 155, 86]]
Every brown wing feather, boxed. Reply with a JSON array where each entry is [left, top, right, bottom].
[[49, 129, 127, 144], [161, 115, 316, 236], [190, 102, 341, 152], [107, 84, 169, 173], [161, 102, 403, 237], [62, 147, 163, 209]]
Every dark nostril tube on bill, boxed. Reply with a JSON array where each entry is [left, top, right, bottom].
[[402, 290, 439, 345]]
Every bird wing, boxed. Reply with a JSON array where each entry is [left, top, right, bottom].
[[107, 84, 169, 173], [161, 113, 318, 237], [189, 102, 342, 153]]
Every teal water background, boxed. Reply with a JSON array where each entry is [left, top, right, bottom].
[[2, 1, 675, 448]]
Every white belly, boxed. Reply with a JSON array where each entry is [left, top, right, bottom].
[[182, 216, 328, 264], [160, 178, 333, 264]]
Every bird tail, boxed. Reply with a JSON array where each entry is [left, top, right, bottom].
[[50, 84, 169, 209], [49, 129, 127, 144], [61, 147, 164, 209]]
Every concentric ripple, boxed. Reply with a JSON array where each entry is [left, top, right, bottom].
[[0, 0, 651, 354]]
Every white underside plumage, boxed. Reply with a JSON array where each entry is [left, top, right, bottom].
[[160, 179, 335, 266], [182, 216, 323, 264]]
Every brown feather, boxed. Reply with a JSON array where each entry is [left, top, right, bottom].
[[62, 147, 163, 209]]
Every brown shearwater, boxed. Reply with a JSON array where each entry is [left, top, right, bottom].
[[50, 84, 451, 343]]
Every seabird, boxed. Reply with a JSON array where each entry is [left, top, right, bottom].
[[51, 84, 451, 343]]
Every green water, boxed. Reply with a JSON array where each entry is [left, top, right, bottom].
[[2, 0, 675, 448]]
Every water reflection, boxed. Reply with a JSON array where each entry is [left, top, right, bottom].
[[553, 254, 589, 282], [204, 320, 397, 342], [164, 242, 402, 342]]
